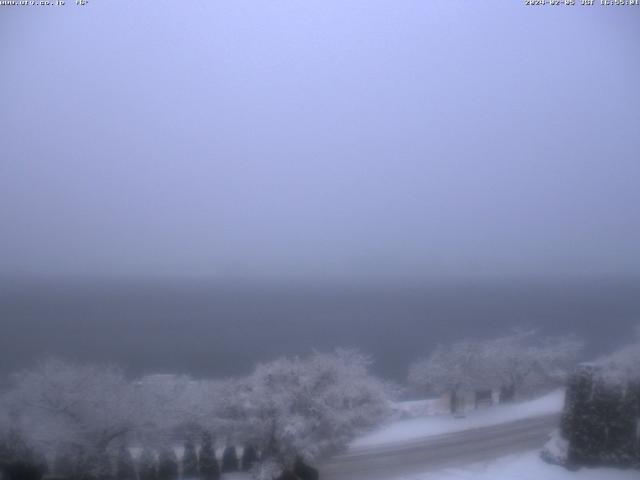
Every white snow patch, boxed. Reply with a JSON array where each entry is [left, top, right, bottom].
[[390, 398, 449, 419], [351, 389, 564, 449], [389, 450, 638, 480], [221, 474, 252, 480], [540, 429, 569, 466]]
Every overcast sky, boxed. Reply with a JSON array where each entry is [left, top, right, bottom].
[[1, 1, 639, 281]]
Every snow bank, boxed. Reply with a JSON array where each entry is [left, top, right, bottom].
[[389, 450, 638, 480], [592, 339, 640, 385], [351, 389, 564, 449], [390, 398, 449, 419], [540, 429, 569, 466]]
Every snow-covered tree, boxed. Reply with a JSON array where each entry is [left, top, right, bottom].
[[198, 432, 219, 480], [480, 330, 584, 401], [241, 445, 258, 472], [138, 447, 158, 480], [0, 429, 48, 480], [0, 352, 390, 480], [221, 446, 238, 473], [408, 340, 487, 413], [116, 445, 137, 480], [595, 328, 640, 385], [134, 374, 203, 445], [3, 358, 140, 478], [134, 374, 234, 450], [181, 439, 198, 479], [52, 449, 75, 478], [238, 349, 390, 477], [157, 448, 178, 480], [409, 331, 584, 410]]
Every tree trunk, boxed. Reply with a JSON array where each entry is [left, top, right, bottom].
[[450, 389, 458, 414], [499, 385, 515, 403]]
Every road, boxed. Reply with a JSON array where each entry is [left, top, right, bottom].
[[319, 414, 560, 480]]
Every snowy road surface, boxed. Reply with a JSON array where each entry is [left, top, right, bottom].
[[352, 389, 564, 449], [319, 413, 560, 480], [388, 449, 639, 480]]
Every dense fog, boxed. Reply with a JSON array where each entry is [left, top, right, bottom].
[[1, 2, 639, 479], [2, 2, 639, 282]]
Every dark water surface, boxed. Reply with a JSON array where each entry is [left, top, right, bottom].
[[1, 277, 638, 381]]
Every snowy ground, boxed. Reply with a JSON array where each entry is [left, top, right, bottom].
[[389, 450, 639, 480], [389, 398, 449, 419], [351, 389, 564, 449]]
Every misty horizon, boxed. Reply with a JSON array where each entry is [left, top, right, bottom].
[[2, 1, 639, 281], [2, 276, 638, 382]]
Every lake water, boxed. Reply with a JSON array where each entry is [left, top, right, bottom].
[[1, 277, 638, 382]]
